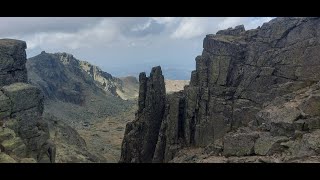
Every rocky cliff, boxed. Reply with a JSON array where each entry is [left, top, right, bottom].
[[120, 66, 166, 162], [120, 17, 320, 163], [80, 61, 138, 100], [27, 51, 138, 103], [0, 39, 55, 163], [27, 52, 136, 126]]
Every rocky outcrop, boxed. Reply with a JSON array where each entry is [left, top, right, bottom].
[[80, 60, 139, 100], [222, 129, 259, 157], [120, 66, 166, 163], [152, 91, 186, 162], [27, 51, 138, 104], [27, 52, 135, 131], [0, 39, 27, 87], [120, 17, 320, 163], [46, 115, 104, 163], [27, 52, 91, 105], [0, 39, 55, 163]]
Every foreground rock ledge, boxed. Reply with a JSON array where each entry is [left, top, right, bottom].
[[0, 39, 55, 163]]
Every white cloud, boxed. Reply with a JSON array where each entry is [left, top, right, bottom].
[[245, 17, 275, 29], [131, 19, 152, 32], [218, 17, 244, 29], [151, 17, 178, 24], [0, 17, 103, 36], [19, 18, 120, 50], [169, 17, 275, 39], [170, 17, 208, 39]]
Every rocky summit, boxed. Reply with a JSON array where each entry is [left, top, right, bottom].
[[27, 51, 138, 103], [120, 17, 320, 163], [26, 52, 136, 126], [0, 39, 55, 163], [26, 51, 138, 162]]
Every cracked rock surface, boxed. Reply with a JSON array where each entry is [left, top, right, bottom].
[[0, 39, 55, 163]]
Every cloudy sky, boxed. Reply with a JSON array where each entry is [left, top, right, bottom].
[[0, 17, 274, 79]]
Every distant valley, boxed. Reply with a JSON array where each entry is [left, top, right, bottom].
[[25, 52, 189, 162]]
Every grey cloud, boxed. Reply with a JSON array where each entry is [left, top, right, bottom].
[[123, 19, 166, 37], [0, 17, 104, 36]]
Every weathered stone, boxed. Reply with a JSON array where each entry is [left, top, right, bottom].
[[293, 119, 308, 131], [216, 25, 245, 36], [183, 86, 199, 146], [232, 99, 261, 129], [299, 95, 320, 116], [303, 130, 320, 154], [1, 137, 24, 152], [259, 67, 275, 76], [20, 158, 37, 163], [0, 152, 16, 163], [0, 39, 55, 163], [203, 35, 245, 57], [305, 118, 320, 130], [1, 83, 43, 115], [217, 56, 231, 86], [204, 139, 223, 155], [120, 66, 166, 163], [282, 130, 320, 157], [37, 139, 56, 163], [223, 131, 259, 157], [153, 92, 185, 163], [254, 132, 289, 155], [0, 39, 27, 87], [0, 128, 15, 142], [137, 72, 147, 113], [190, 71, 198, 86], [194, 121, 215, 147], [257, 103, 301, 137], [0, 91, 11, 119], [195, 56, 208, 87]]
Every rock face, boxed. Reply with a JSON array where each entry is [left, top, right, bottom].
[[0, 39, 55, 163], [120, 17, 320, 163], [80, 61, 139, 100], [46, 115, 104, 163], [222, 130, 259, 157], [27, 52, 139, 103], [27, 52, 94, 105], [0, 39, 27, 87], [26, 51, 139, 162], [120, 66, 166, 163], [27, 51, 136, 128]]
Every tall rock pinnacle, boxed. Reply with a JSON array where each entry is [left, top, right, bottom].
[[120, 66, 166, 163]]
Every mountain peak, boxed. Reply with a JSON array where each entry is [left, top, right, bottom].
[[27, 51, 139, 101]]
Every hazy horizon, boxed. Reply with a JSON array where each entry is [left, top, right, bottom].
[[0, 17, 274, 79]]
